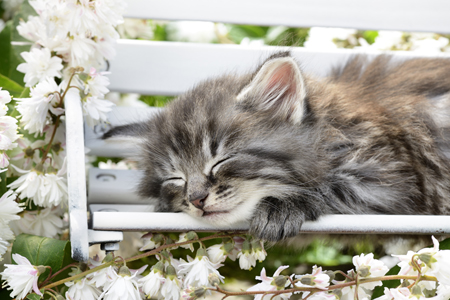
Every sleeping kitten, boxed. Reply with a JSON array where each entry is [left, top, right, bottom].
[[104, 52, 450, 242]]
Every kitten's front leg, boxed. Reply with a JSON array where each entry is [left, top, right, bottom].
[[249, 197, 322, 242]]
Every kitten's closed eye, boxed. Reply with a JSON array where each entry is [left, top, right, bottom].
[[162, 178, 185, 186], [210, 157, 234, 175]]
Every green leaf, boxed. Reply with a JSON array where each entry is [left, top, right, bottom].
[[371, 265, 401, 299], [11, 234, 76, 284], [0, 20, 26, 85], [439, 237, 450, 250], [26, 294, 42, 300], [0, 73, 24, 98], [0, 282, 13, 299], [0, 167, 6, 196]]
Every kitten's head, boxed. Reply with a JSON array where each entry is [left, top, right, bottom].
[[104, 52, 325, 229]]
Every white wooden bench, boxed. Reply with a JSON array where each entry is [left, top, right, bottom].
[[66, 0, 450, 262]]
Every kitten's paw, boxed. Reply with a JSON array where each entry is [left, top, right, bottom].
[[249, 197, 306, 242]]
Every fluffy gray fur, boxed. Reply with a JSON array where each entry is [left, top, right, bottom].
[[104, 52, 450, 242]]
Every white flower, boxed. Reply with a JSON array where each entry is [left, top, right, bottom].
[[17, 16, 45, 43], [247, 266, 291, 300], [306, 292, 337, 300], [65, 277, 101, 300], [88, 264, 112, 289], [207, 244, 228, 264], [340, 284, 371, 300], [178, 251, 224, 288], [41, 173, 68, 207], [0, 116, 19, 150], [295, 265, 330, 290], [84, 67, 110, 98], [10, 138, 43, 171], [237, 251, 257, 270], [94, 0, 126, 27], [8, 169, 45, 205], [0, 253, 43, 300], [352, 253, 389, 290], [11, 207, 63, 238], [0, 237, 9, 261], [373, 287, 411, 300], [0, 190, 23, 223], [99, 266, 142, 300], [16, 78, 62, 134], [140, 232, 163, 251], [0, 87, 12, 115], [160, 276, 182, 300], [423, 236, 450, 286], [82, 96, 115, 127], [139, 267, 165, 298], [17, 47, 63, 87], [177, 232, 195, 252], [0, 152, 9, 168], [0, 221, 15, 241]]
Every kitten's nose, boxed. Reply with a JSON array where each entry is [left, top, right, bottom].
[[189, 193, 208, 210]]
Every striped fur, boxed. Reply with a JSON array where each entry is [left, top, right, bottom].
[[104, 52, 450, 242]]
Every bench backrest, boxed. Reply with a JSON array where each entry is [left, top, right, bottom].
[[69, 0, 450, 261]]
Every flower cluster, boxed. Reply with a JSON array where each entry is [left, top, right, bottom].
[[242, 236, 450, 300], [3, 0, 121, 239], [0, 191, 23, 261], [0, 88, 19, 169]]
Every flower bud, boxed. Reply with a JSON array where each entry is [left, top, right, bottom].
[[25, 146, 35, 157], [56, 295, 65, 300], [186, 231, 198, 241], [78, 72, 89, 82], [153, 261, 165, 274], [418, 253, 437, 267], [102, 252, 114, 263], [196, 248, 207, 258], [300, 275, 313, 285], [358, 266, 370, 277], [411, 285, 423, 297], [193, 287, 207, 298], [118, 266, 131, 277], [324, 270, 335, 281], [36, 265, 47, 275], [273, 275, 288, 289], [160, 250, 171, 261], [78, 262, 88, 272], [209, 273, 222, 287], [166, 265, 177, 277], [153, 233, 165, 244], [241, 239, 251, 253], [333, 289, 342, 298], [223, 242, 234, 254], [165, 237, 174, 245]]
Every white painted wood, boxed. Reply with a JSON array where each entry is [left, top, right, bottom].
[[88, 168, 144, 204], [65, 94, 89, 262], [124, 0, 450, 33], [88, 230, 124, 245], [108, 40, 450, 96], [85, 106, 160, 157], [89, 204, 155, 213], [93, 213, 450, 234]]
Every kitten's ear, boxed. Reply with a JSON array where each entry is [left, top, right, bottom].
[[237, 55, 307, 124]]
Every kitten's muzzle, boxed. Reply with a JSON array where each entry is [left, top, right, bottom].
[[189, 192, 209, 210]]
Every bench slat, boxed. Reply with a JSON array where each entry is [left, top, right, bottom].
[[124, 0, 450, 33], [109, 40, 450, 96], [92, 212, 450, 234]]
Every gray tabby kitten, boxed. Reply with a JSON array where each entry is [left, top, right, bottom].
[[104, 52, 450, 242]]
